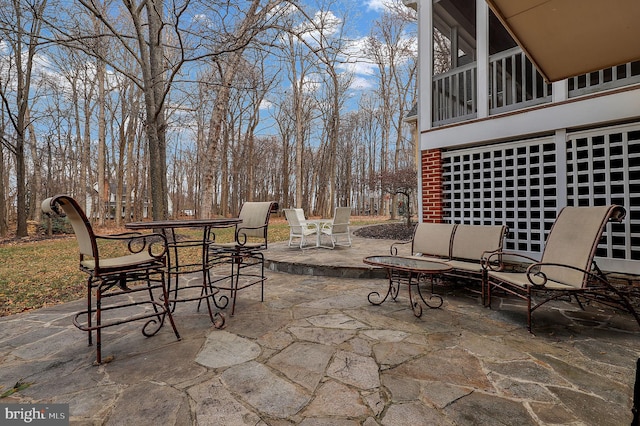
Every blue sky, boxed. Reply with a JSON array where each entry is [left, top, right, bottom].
[[254, 0, 416, 136]]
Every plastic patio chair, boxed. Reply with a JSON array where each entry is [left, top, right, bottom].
[[319, 207, 352, 249], [284, 208, 318, 249]]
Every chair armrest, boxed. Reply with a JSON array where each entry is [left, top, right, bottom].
[[390, 240, 412, 255], [304, 222, 319, 232], [524, 262, 602, 288], [482, 250, 539, 272], [95, 232, 168, 259], [480, 249, 503, 270], [235, 225, 268, 246], [320, 221, 333, 231]]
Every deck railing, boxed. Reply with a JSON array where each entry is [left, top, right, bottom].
[[432, 47, 639, 127], [432, 62, 477, 126], [568, 61, 640, 97], [488, 48, 552, 115]]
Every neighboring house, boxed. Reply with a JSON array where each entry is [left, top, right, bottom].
[[86, 182, 173, 219], [405, 0, 640, 274]]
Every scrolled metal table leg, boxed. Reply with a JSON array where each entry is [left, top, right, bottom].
[[368, 269, 398, 306], [415, 273, 443, 309]]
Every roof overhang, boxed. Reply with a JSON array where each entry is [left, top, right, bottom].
[[486, 0, 640, 82]]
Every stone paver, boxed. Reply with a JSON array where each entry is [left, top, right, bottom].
[[1, 234, 638, 425]]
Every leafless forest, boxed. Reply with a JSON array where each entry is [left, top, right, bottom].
[[0, 0, 420, 238]]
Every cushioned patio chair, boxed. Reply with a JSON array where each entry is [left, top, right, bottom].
[[284, 208, 318, 249], [319, 207, 352, 249], [42, 195, 180, 364], [208, 201, 276, 315], [483, 204, 639, 332]]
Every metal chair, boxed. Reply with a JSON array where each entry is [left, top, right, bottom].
[[483, 205, 639, 332], [42, 195, 180, 364], [283, 208, 318, 249], [208, 201, 276, 315], [319, 207, 352, 249]]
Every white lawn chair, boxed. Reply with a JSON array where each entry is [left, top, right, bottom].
[[284, 208, 318, 249], [319, 207, 352, 249]]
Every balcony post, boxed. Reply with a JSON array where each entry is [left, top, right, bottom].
[[419, 0, 433, 133], [476, 0, 489, 118], [552, 80, 568, 103]]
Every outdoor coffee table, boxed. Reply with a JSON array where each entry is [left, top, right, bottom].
[[363, 255, 451, 317]]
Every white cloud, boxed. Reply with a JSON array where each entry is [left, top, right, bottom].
[[259, 99, 273, 110], [350, 75, 374, 90], [295, 10, 342, 46], [365, 0, 387, 13]]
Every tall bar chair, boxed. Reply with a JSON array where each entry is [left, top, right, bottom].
[[207, 201, 276, 315], [42, 195, 180, 364]]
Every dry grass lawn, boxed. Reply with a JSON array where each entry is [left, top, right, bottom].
[[0, 215, 390, 316]]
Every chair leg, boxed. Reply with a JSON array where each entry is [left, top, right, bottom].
[[258, 252, 265, 303], [230, 254, 242, 316], [526, 287, 533, 333], [86, 276, 94, 347], [95, 281, 104, 365], [158, 271, 181, 340], [632, 358, 640, 426]]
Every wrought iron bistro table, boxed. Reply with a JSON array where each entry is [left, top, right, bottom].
[[363, 256, 451, 317], [126, 218, 241, 328]]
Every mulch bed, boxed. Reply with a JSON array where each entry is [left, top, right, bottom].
[[353, 223, 416, 241]]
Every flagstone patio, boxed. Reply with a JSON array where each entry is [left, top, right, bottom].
[[0, 234, 638, 425]]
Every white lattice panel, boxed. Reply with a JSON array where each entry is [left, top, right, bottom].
[[441, 123, 640, 270], [442, 137, 557, 255], [567, 123, 640, 262]]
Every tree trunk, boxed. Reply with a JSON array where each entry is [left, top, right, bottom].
[[97, 57, 107, 224], [0, 121, 6, 237]]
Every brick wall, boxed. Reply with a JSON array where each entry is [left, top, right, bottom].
[[421, 149, 443, 223]]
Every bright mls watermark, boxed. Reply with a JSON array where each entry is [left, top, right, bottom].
[[1, 404, 69, 425]]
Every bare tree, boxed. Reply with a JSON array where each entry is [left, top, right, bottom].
[[292, 0, 354, 217], [0, 0, 48, 237], [0, 110, 7, 236], [379, 166, 417, 226], [365, 0, 417, 218], [275, 7, 320, 210], [200, 0, 285, 217]]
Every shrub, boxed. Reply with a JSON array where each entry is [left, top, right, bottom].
[[39, 216, 73, 235]]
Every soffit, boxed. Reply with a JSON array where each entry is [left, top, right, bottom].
[[486, 0, 640, 82]]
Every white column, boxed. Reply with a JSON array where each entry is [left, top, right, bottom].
[[552, 79, 568, 103], [416, 0, 434, 221], [419, 0, 433, 134], [554, 128, 568, 211], [476, 0, 489, 118]]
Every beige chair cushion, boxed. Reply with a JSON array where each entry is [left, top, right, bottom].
[[81, 252, 159, 272], [488, 270, 577, 291], [451, 224, 506, 261], [540, 205, 614, 289], [446, 259, 484, 273], [412, 223, 455, 258], [237, 202, 273, 239]]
